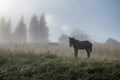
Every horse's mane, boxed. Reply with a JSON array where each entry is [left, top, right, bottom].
[[71, 38, 80, 42]]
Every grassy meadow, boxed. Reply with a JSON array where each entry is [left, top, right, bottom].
[[0, 43, 120, 80]]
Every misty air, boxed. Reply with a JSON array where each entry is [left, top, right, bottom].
[[0, 0, 120, 80]]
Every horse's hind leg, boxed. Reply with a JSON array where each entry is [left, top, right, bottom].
[[86, 49, 90, 58]]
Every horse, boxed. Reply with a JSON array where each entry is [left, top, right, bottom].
[[69, 37, 92, 58]]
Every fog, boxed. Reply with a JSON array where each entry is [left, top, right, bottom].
[[0, 0, 120, 43]]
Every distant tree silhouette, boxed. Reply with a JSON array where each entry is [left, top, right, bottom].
[[71, 29, 88, 41], [29, 15, 40, 43], [0, 17, 12, 43], [59, 34, 68, 44], [13, 16, 27, 43], [3, 18, 12, 43], [59, 29, 88, 44], [39, 13, 49, 42], [0, 17, 6, 42], [29, 14, 49, 43]]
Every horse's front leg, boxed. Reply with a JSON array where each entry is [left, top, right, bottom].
[[74, 48, 78, 65], [74, 49, 78, 58]]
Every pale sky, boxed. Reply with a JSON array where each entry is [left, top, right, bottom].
[[0, 0, 120, 42]]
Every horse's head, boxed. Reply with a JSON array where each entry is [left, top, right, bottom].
[[69, 37, 75, 47]]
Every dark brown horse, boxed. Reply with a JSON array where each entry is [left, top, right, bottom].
[[69, 37, 92, 58]]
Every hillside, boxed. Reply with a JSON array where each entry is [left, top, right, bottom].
[[0, 51, 120, 80], [105, 38, 120, 45], [0, 43, 120, 80]]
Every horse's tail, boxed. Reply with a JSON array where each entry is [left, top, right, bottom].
[[90, 44, 92, 53]]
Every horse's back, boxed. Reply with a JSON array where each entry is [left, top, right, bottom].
[[74, 40, 92, 49], [80, 40, 92, 46]]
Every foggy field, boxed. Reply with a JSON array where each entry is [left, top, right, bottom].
[[0, 43, 120, 80], [0, 0, 120, 79], [0, 43, 120, 60], [0, 54, 120, 80]]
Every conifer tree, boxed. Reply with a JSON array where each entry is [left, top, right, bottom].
[[14, 16, 27, 43], [39, 13, 49, 42], [29, 15, 40, 43]]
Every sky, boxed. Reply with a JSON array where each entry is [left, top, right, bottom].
[[0, 0, 120, 43]]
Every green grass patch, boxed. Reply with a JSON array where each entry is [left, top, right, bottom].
[[0, 50, 120, 80]]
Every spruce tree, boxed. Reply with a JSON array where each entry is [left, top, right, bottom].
[[29, 14, 49, 43], [0, 17, 6, 43], [39, 13, 49, 43], [3, 18, 12, 43], [14, 16, 27, 43], [59, 34, 68, 44], [29, 15, 40, 43]]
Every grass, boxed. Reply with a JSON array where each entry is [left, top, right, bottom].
[[0, 48, 120, 80], [0, 43, 120, 80]]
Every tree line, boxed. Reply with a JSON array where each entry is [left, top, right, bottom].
[[0, 13, 88, 44], [0, 13, 49, 43], [59, 29, 89, 44]]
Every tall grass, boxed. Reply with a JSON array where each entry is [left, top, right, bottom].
[[0, 43, 120, 60]]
